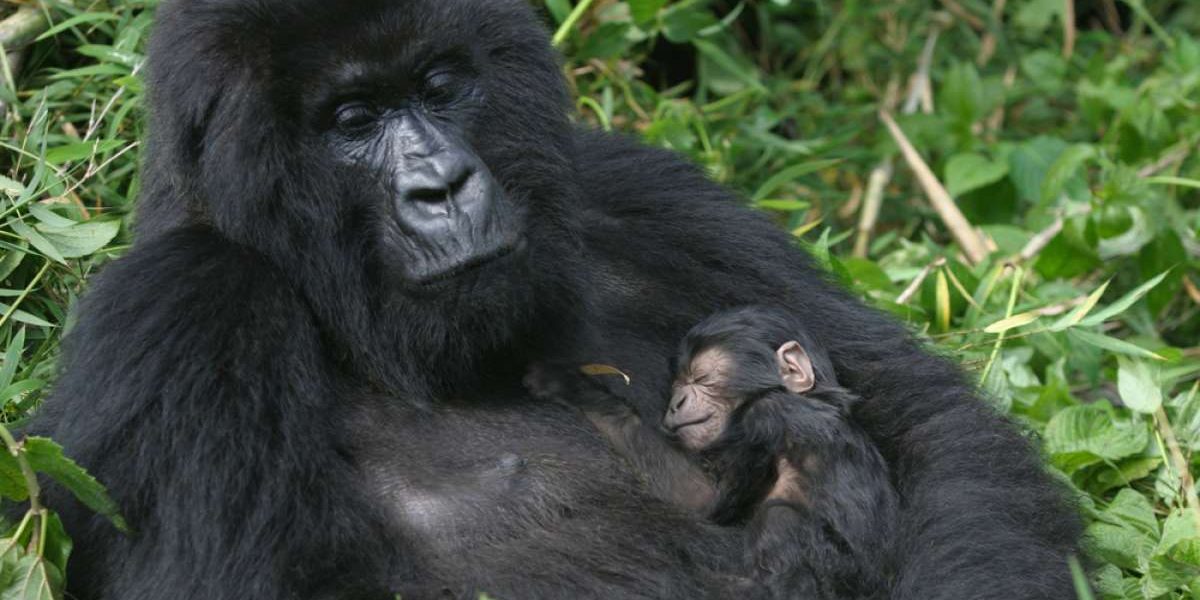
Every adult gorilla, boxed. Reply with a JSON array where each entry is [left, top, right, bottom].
[[32, 0, 1081, 598]]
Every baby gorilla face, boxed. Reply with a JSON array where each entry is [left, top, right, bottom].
[[663, 348, 738, 451], [662, 340, 817, 452]]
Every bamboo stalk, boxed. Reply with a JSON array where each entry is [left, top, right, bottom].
[[879, 111, 991, 265]]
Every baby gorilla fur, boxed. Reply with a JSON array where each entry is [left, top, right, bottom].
[[529, 306, 898, 599]]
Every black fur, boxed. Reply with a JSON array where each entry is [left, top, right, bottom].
[[690, 307, 898, 599], [530, 306, 898, 599], [29, 1, 1082, 599]]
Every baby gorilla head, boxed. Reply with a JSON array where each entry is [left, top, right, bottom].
[[662, 306, 836, 450]]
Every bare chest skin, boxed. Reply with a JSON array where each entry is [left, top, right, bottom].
[[343, 394, 623, 559]]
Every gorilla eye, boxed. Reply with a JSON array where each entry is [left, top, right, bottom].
[[423, 70, 466, 105], [333, 102, 378, 133]]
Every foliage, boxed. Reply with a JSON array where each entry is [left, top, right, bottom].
[[0, 0, 1197, 597]]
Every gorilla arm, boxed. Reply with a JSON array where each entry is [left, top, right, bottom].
[[33, 228, 391, 600], [570, 130, 1083, 600], [525, 365, 717, 514]]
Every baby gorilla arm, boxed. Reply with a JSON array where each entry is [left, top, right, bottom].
[[731, 389, 899, 599]]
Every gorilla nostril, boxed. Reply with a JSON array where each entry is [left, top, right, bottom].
[[446, 164, 473, 193], [407, 186, 451, 205]]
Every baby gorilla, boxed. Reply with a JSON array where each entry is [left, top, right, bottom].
[[529, 306, 897, 599]]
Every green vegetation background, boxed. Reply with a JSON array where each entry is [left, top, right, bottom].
[[0, 0, 1198, 597]]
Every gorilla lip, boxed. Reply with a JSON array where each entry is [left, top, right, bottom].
[[414, 236, 527, 286], [665, 414, 712, 433]]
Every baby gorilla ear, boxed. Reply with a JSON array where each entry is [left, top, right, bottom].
[[776, 341, 815, 394]]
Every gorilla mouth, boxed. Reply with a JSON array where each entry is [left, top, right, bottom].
[[666, 414, 712, 434], [414, 236, 528, 287]]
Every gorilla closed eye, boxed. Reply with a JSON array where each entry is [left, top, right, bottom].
[[333, 102, 378, 133], [423, 70, 466, 105]]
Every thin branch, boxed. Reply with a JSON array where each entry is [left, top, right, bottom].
[[1138, 140, 1197, 178], [977, 0, 1008, 66], [1062, 0, 1077, 59], [854, 161, 892, 258], [1020, 216, 1064, 261], [939, 0, 985, 30], [1154, 407, 1200, 534], [897, 257, 946, 305], [880, 111, 991, 265]]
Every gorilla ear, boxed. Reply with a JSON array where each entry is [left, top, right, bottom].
[[776, 341, 815, 394]]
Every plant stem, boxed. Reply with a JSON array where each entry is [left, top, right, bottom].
[[552, 0, 597, 48]]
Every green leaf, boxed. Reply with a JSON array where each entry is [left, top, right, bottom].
[[661, 5, 719, 43], [9, 223, 65, 265], [1067, 328, 1163, 361], [35, 12, 120, 42], [35, 220, 121, 260], [1087, 521, 1153, 572], [751, 159, 841, 202], [1040, 144, 1096, 204], [944, 153, 1009, 197], [0, 328, 26, 393], [1044, 404, 1148, 463], [1079, 270, 1171, 327], [23, 438, 128, 533], [543, 0, 572, 24], [939, 62, 985, 125], [1158, 510, 1200, 565], [11, 555, 62, 600], [984, 311, 1040, 334], [574, 22, 634, 61], [754, 199, 810, 212], [0, 176, 24, 198], [1009, 137, 1068, 205], [1048, 281, 1111, 332], [1117, 358, 1163, 414], [0, 449, 28, 502], [43, 141, 125, 166], [628, 0, 667, 25], [693, 39, 765, 93], [37, 513, 71, 577], [75, 44, 143, 68]]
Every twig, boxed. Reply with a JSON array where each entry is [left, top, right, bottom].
[[977, 0, 1008, 66], [897, 257, 946, 305], [854, 161, 892, 258], [1138, 141, 1196, 178], [1154, 406, 1200, 534], [904, 22, 945, 115], [984, 66, 1018, 139], [939, 0, 985, 30], [1100, 0, 1123, 35], [1184, 276, 1200, 306], [1020, 216, 1064, 261], [1062, 0, 1077, 59], [880, 111, 991, 265]]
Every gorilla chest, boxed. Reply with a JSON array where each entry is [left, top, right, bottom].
[[345, 397, 615, 556]]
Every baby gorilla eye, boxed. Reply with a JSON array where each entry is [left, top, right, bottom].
[[333, 102, 379, 133]]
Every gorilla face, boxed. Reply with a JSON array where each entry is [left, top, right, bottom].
[[139, 0, 581, 391], [322, 57, 526, 287]]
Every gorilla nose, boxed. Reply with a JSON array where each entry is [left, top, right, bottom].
[[398, 157, 472, 213]]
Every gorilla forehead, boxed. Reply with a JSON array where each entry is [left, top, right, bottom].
[[155, 0, 541, 61], [144, 0, 571, 214]]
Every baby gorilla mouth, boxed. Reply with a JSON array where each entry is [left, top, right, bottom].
[[664, 414, 712, 434]]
